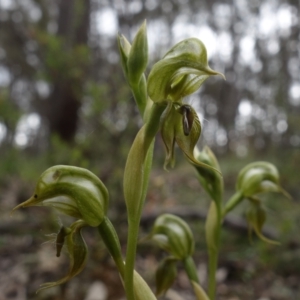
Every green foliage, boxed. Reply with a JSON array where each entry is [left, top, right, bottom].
[[0, 90, 21, 129]]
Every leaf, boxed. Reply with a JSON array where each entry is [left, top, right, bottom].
[[134, 270, 157, 300], [191, 281, 210, 300]]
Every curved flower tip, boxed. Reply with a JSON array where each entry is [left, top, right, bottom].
[[37, 220, 88, 293], [12, 165, 109, 227], [236, 161, 289, 199], [147, 38, 224, 103]]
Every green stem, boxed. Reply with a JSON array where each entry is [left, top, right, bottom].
[[98, 217, 125, 278], [206, 191, 243, 299], [183, 256, 199, 284], [123, 103, 166, 300], [222, 191, 244, 218], [207, 246, 219, 300], [124, 142, 154, 300], [124, 218, 141, 300], [206, 202, 222, 300]]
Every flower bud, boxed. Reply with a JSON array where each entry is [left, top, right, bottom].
[[155, 257, 178, 296], [147, 213, 195, 260], [127, 20, 148, 86], [12, 165, 109, 227], [37, 220, 88, 292], [118, 22, 149, 117], [117, 34, 132, 76], [236, 161, 288, 198], [147, 38, 224, 103], [118, 21, 148, 88]]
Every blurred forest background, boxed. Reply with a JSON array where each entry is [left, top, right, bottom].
[[0, 0, 300, 299]]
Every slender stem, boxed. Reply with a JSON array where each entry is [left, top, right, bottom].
[[183, 256, 199, 284], [222, 191, 244, 218], [124, 218, 140, 300], [123, 103, 166, 300], [206, 202, 222, 300], [207, 245, 219, 300], [207, 191, 245, 299], [206, 192, 244, 299], [98, 217, 125, 278]]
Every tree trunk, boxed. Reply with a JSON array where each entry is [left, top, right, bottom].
[[45, 0, 91, 142]]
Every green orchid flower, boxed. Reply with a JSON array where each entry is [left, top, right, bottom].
[[147, 38, 224, 103], [11, 165, 110, 291], [146, 213, 208, 299], [147, 213, 195, 260], [12, 165, 109, 227], [146, 38, 224, 173], [224, 161, 290, 216], [236, 161, 289, 198], [160, 101, 221, 175]]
